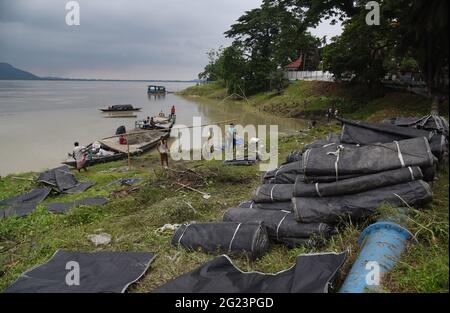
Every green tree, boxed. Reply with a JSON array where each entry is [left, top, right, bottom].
[[198, 48, 225, 81]]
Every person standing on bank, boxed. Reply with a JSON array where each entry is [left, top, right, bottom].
[[73, 142, 88, 173], [157, 136, 170, 168]]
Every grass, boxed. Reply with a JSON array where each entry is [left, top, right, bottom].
[[1, 83, 448, 292]]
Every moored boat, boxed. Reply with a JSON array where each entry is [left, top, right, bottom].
[[147, 85, 166, 94], [100, 104, 142, 112], [135, 113, 176, 130]]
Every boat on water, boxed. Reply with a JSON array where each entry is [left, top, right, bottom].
[[135, 113, 176, 130], [100, 104, 142, 112], [147, 85, 166, 94], [63, 129, 171, 168]]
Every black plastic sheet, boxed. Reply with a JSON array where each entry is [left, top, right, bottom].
[[0, 188, 51, 218], [292, 180, 433, 223], [153, 252, 347, 293], [5, 250, 155, 293], [294, 166, 423, 197], [223, 207, 336, 247], [172, 222, 269, 259], [37, 166, 93, 194], [385, 115, 449, 137], [338, 118, 433, 145], [302, 137, 434, 177], [253, 184, 294, 203], [47, 197, 108, 214]]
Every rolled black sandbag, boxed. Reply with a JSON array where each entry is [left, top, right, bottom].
[[223, 207, 336, 246], [172, 222, 270, 259], [263, 161, 303, 184], [285, 150, 303, 164], [294, 166, 424, 198], [292, 180, 433, 224], [302, 137, 434, 177], [253, 184, 294, 203], [430, 133, 448, 161], [239, 200, 293, 211], [338, 118, 433, 145]]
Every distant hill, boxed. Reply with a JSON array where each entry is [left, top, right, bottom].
[[0, 63, 40, 80]]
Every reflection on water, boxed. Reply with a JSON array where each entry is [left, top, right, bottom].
[[0, 80, 307, 175]]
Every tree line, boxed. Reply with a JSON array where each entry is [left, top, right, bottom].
[[199, 0, 448, 99]]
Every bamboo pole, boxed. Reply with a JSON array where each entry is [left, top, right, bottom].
[[100, 118, 238, 141]]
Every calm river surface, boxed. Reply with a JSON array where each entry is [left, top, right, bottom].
[[0, 80, 307, 176]]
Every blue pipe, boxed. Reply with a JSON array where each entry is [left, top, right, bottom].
[[339, 220, 417, 293]]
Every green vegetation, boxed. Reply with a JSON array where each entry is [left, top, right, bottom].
[[198, 0, 448, 100], [179, 80, 447, 120], [0, 118, 448, 292]]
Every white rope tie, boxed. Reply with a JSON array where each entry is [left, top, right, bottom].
[[408, 167, 415, 181], [274, 165, 284, 179], [327, 145, 344, 182], [177, 224, 191, 245], [393, 193, 411, 208], [394, 141, 405, 168], [315, 183, 322, 197], [270, 185, 276, 201], [228, 223, 242, 253], [276, 214, 289, 241]]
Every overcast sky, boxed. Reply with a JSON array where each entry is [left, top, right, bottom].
[[0, 0, 342, 80]]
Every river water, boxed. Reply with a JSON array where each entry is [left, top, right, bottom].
[[0, 80, 307, 176]]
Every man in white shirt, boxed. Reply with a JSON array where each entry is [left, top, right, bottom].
[[73, 142, 88, 172]]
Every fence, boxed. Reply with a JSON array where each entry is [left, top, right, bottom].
[[285, 70, 334, 82]]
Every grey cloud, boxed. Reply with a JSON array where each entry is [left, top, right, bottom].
[[0, 0, 341, 80]]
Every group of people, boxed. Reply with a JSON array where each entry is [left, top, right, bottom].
[[326, 107, 339, 122]]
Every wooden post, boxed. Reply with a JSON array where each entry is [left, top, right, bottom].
[[126, 133, 131, 170]]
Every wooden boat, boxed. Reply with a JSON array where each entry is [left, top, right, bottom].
[[63, 127, 173, 168], [63, 143, 125, 167], [100, 104, 142, 112], [135, 114, 176, 130]]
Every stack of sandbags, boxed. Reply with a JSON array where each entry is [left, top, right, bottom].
[[339, 117, 448, 164], [292, 168, 432, 224]]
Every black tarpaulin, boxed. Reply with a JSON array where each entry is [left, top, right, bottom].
[[37, 166, 93, 194], [253, 184, 294, 203], [153, 252, 347, 293], [385, 115, 449, 137], [223, 207, 336, 247], [239, 200, 293, 211], [0, 188, 51, 218], [338, 117, 433, 145], [172, 222, 269, 259], [292, 180, 433, 224], [294, 167, 423, 198], [302, 137, 434, 177], [338, 118, 447, 160], [5, 250, 155, 293], [263, 161, 303, 184], [47, 197, 108, 214]]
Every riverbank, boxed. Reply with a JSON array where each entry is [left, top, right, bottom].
[[178, 81, 449, 121], [1, 120, 448, 292]]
